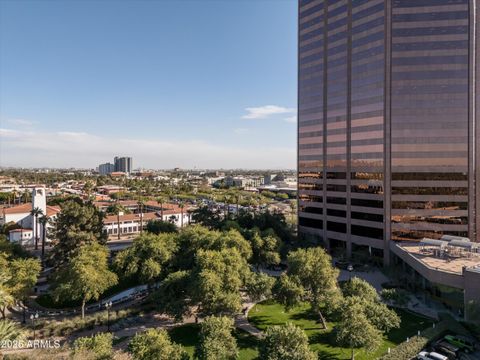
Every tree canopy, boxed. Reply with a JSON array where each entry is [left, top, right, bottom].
[[259, 323, 316, 360], [128, 328, 189, 360], [50, 199, 106, 267], [194, 316, 238, 360], [52, 243, 117, 318], [335, 297, 383, 355], [114, 233, 176, 286], [274, 247, 341, 328], [146, 220, 178, 234], [72, 332, 114, 360], [192, 248, 250, 316]]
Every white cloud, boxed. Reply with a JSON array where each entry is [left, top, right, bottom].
[[242, 105, 295, 119], [0, 128, 295, 169], [284, 115, 297, 123]]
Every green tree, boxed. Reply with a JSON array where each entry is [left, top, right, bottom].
[[128, 328, 189, 360], [156, 196, 167, 220], [0, 253, 12, 319], [155, 270, 192, 322], [0, 319, 25, 342], [0, 235, 29, 258], [285, 247, 342, 328], [191, 206, 222, 229], [146, 220, 178, 234], [83, 180, 95, 200], [259, 323, 316, 360], [51, 199, 106, 267], [272, 274, 304, 312], [193, 248, 250, 316], [72, 332, 114, 360], [175, 226, 251, 270], [8, 257, 41, 323], [52, 243, 117, 318], [249, 230, 281, 269], [343, 278, 400, 334], [380, 288, 410, 307], [335, 297, 383, 359], [342, 277, 379, 303], [194, 316, 238, 360], [363, 301, 401, 333], [246, 272, 275, 305], [114, 233, 175, 287], [0, 285, 14, 319]]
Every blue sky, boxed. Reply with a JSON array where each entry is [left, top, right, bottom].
[[0, 0, 297, 169]]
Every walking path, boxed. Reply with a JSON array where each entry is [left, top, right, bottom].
[[235, 302, 263, 337]]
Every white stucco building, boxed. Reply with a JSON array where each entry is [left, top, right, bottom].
[[1, 187, 60, 246]]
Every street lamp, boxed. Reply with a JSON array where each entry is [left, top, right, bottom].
[[30, 312, 39, 340], [347, 264, 354, 282], [105, 301, 113, 332]]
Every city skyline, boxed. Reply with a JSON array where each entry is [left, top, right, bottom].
[[0, 0, 297, 169]]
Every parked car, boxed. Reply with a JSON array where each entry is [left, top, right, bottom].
[[417, 351, 449, 360], [433, 340, 459, 359], [444, 335, 476, 353]]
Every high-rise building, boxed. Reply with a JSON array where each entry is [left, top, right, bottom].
[[114, 156, 132, 174], [298, 0, 478, 264], [98, 162, 115, 175]]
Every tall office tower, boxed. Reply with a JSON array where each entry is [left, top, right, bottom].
[[114, 156, 133, 173], [298, 0, 478, 264], [98, 162, 115, 175]]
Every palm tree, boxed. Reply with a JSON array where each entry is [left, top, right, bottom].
[[223, 195, 230, 220], [108, 202, 124, 240], [38, 215, 48, 261], [0, 319, 25, 342], [233, 192, 241, 216], [30, 207, 43, 250], [137, 198, 145, 233], [0, 286, 14, 319], [156, 196, 166, 221], [179, 201, 185, 227], [22, 189, 29, 204]]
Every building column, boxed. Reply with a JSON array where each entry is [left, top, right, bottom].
[[383, 0, 392, 266]]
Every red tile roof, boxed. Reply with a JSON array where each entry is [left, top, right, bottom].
[[9, 228, 33, 233], [3, 203, 32, 214], [2, 203, 60, 217], [46, 205, 61, 217]]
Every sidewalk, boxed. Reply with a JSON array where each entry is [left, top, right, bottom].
[[235, 302, 263, 338]]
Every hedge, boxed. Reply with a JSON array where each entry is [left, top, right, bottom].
[[379, 315, 470, 360]]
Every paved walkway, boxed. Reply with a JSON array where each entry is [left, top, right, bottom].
[[235, 302, 263, 337]]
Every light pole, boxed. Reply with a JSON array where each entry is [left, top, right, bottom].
[[347, 264, 353, 282], [105, 301, 112, 332], [30, 312, 39, 340]]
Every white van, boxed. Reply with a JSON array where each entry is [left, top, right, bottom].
[[417, 351, 449, 360]]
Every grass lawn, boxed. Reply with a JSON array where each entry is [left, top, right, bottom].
[[169, 323, 259, 360], [248, 300, 434, 360]]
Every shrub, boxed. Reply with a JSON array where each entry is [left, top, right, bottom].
[[129, 328, 189, 360], [381, 288, 410, 307], [379, 335, 428, 360], [72, 332, 114, 360]]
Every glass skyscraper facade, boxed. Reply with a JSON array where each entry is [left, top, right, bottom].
[[298, 0, 478, 263]]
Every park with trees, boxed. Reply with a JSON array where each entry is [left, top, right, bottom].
[[0, 196, 477, 360]]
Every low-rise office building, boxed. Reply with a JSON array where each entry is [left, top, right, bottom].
[[103, 205, 190, 238], [391, 236, 480, 322]]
